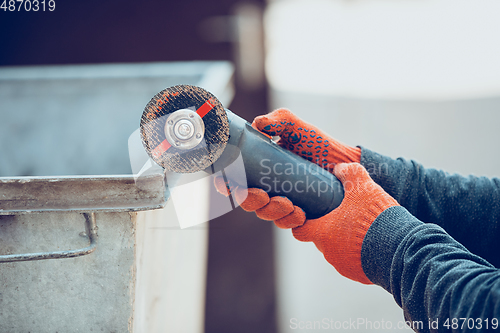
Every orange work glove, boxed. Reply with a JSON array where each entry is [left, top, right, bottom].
[[215, 163, 399, 284], [252, 108, 361, 172]]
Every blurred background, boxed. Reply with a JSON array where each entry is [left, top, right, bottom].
[[2, 0, 500, 332]]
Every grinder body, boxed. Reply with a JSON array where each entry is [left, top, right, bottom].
[[215, 110, 343, 219], [140, 85, 343, 220]]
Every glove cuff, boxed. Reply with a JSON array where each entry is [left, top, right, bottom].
[[322, 164, 400, 284], [348, 197, 400, 284]]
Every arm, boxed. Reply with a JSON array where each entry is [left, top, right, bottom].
[[361, 147, 500, 267], [362, 206, 500, 332]]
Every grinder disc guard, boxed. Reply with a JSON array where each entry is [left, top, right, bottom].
[[140, 85, 229, 173]]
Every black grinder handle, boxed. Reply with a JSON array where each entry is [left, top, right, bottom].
[[219, 110, 343, 219]]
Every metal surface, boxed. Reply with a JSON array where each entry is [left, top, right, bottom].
[[0, 173, 166, 214], [0, 211, 137, 332], [0, 212, 97, 263]]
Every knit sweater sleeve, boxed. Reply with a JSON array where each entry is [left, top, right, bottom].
[[359, 147, 500, 267], [361, 206, 500, 333]]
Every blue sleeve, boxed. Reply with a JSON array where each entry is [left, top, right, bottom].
[[360, 147, 500, 268], [361, 206, 500, 333]]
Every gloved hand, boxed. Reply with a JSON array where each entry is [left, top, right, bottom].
[[252, 108, 361, 172], [215, 163, 399, 284]]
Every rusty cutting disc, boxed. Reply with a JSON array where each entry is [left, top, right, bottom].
[[140, 85, 229, 173]]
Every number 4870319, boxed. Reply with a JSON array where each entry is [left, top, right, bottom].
[[1, 0, 55, 11]]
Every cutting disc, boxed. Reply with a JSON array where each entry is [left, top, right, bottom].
[[140, 85, 229, 173]]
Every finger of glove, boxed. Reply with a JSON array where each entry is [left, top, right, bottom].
[[256, 196, 295, 221], [238, 188, 270, 212], [252, 108, 296, 137], [213, 175, 239, 197], [274, 206, 306, 229], [214, 174, 271, 212], [292, 218, 323, 243], [333, 163, 373, 191], [252, 109, 343, 169]]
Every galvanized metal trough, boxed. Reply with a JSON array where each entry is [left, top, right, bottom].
[[0, 62, 234, 332]]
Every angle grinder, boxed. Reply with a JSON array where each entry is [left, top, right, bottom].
[[140, 85, 343, 219]]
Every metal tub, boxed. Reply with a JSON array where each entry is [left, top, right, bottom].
[[0, 62, 234, 332]]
